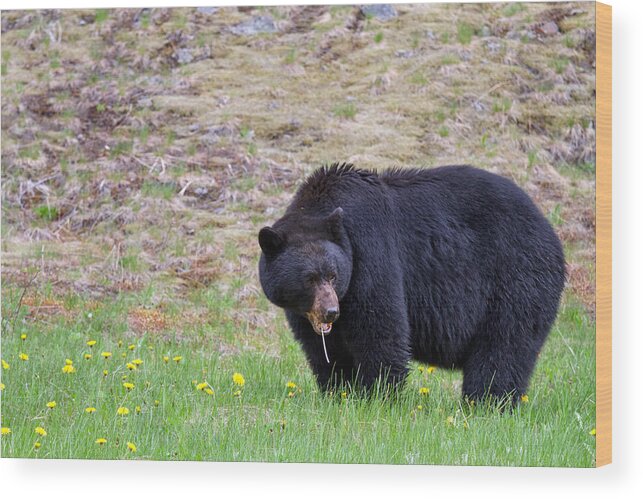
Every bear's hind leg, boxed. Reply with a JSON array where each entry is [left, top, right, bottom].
[[462, 332, 539, 405]]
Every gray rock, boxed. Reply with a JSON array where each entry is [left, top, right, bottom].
[[175, 48, 194, 65], [537, 21, 559, 37], [230, 15, 277, 36], [425, 29, 436, 40], [201, 125, 234, 145], [196, 7, 218, 15], [360, 4, 398, 22], [137, 97, 153, 109], [395, 49, 414, 58], [484, 39, 502, 54], [481, 25, 491, 37], [459, 49, 472, 62]]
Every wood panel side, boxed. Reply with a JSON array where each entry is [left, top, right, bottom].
[[595, 1, 612, 468]]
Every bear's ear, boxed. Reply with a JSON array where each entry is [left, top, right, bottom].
[[326, 207, 344, 241], [258, 227, 285, 257]]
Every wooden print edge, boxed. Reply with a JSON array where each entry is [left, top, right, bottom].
[[595, 1, 612, 468]]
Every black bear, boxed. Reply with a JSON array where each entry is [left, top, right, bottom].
[[258, 164, 565, 403]]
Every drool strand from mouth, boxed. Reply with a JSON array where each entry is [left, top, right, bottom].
[[321, 326, 330, 363]]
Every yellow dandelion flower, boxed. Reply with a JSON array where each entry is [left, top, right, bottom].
[[287, 391, 295, 398], [87, 340, 97, 347], [341, 392, 347, 399], [521, 394, 529, 403], [286, 381, 297, 389], [21, 334, 27, 341], [126, 363, 137, 371], [418, 366, 425, 373], [34, 427, 47, 437], [2, 359, 9, 370], [19, 353, 29, 361], [122, 375, 128, 381], [232, 372, 245, 387], [172, 356, 183, 363], [0, 383, 5, 391], [123, 382, 135, 391], [46, 401, 56, 409], [118, 340, 123, 348], [128, 344, 136, 351], [427, 366, 437, 374], [204, 388, 214, 395], [154, 400, 160, 407], [233, 389, 242, 397], [590, 428, 597, 436], [163, 356, 169, 363], [127, 442, 137, 453], [65, 359, 73, 365], [417, 405, 423, 411], [85, 407, 97, 414], [135, 406, 142, 414], [84, 353, 92, 360], [34, 441, 41, 449], [121, 352, 127, 358], [103, 369, 108, 376], [95, 438, 107, 445], [1, 427, 11, 435], [132, 358, 143, 366], [419, 387, 429, 396], [196, 382, 208, 391], [101, 352, 112, 359], [117, 406, 130, 416], [62, 364, 76, 374]]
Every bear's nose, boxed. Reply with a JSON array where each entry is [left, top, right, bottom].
[[323, 307, 339, 323]]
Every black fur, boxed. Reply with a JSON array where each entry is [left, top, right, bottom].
[[258, 163, 566, 402]]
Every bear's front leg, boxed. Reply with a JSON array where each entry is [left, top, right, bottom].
[[286, 311, 355, 392], [341, 296, 412, 393]]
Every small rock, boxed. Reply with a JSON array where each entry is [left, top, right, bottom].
[[175, 48, 194, 65], [536, 21, 560, 37], [459, 50, 472, 62], [144, 75, 164, 86], [230, 15, 277, 36], [196, 7, 218, 15], [360, 4, 397, 22], [472, 100, 487, 113], [481, 25, 491, 37], [194, 187, 208, 197], [137, 97, 153, 109], [201, 125, 233, 145], [395, 49, 414, 58], [484, 39, 502, 54], [188, 123, 201, 133], [425, 30, 436, 40]]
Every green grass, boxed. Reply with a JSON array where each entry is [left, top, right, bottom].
[[457, 23, 475, 45], [0, 288, 596, 465], [33, 205, 59, 222], [332, 102, 357, 119]]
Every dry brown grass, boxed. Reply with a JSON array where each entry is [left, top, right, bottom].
[[1, 3, 596, 319]]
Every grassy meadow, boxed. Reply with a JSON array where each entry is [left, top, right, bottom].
[[1, 288, 595, 465], [1, 4, 597, 466]]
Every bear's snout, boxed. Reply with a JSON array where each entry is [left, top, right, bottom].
[[323, 307, 339, 323], [306, 282, 339, 335]]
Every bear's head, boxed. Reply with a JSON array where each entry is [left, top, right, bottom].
[[258, 207, 352, 336]]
